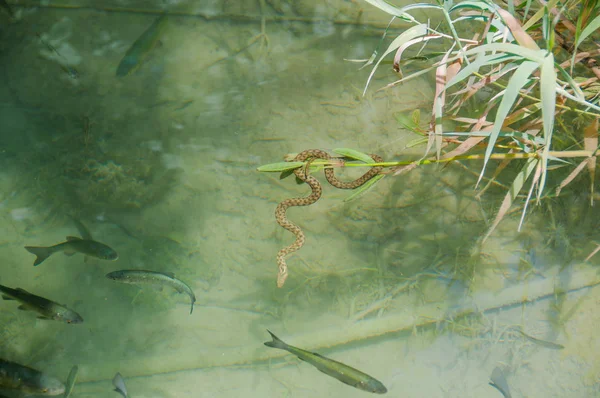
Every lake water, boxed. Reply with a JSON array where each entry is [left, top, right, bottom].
[[0, 1, 599, 397]]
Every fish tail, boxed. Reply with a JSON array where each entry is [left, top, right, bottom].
[[264, 330, 288, 350], [24, 246, 53, 266]]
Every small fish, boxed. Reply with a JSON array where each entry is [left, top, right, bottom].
[[0, 284, 83, 324], [263, 330, 387, 394], [112, 372, 128, 398], [25, 218, 117, 266], [106, 270, 196, 314], [60, 65, 80, 80], [0, 358, 65, 396], [25, 236, 117, 266], [116, 14, 169, 77], [63, 365, 79, 398], [489, 367, 511, 398], [36, 33, 81, 79], [517, 328, 565, 350]]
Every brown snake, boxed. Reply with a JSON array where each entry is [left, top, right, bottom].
[[275, 149, 383, 287]]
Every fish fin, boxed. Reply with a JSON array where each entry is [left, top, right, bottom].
[[113, 388, 128, 398], [17, 305, 29, 311], [37, 316, 51, 320], [24, 246, 53, 266], [15, 288, 31, 294], [1, 295, 14, 300], [66, 236, 83, 241], [68, 215, 93, 240], [64, 251, 76, 256], [264, 330, 288, 350]]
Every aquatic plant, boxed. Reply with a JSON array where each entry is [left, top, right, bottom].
[[259, 0, 600, 286]]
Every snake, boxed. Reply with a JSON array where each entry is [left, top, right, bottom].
[[275, 149, 383, 287]]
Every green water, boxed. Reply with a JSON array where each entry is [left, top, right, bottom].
[[1, 1, 599, 397]]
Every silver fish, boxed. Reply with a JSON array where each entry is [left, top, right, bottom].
[[264, 330, 387, 394], [112, 372, 128, 398], [25, 236, 118, 266], [489, 367, 511, 398], [116, 15, 168, 77], [106, 270, 196, 314], [0, 358, 65, 396], [0, 284, 83, 324], [517, 328, 564, 350]]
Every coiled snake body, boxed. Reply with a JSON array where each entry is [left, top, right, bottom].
[[275, 149, 383, 287]]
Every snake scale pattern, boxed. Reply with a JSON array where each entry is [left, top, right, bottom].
[[275, 149, 383, 287]]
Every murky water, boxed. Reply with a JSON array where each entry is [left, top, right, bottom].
[[1, 1, 599, 397]]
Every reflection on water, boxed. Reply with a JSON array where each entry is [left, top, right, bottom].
[[0, 2, 599, 397]]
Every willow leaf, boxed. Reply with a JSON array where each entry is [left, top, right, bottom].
[[571, 14, 600, 76], [449, 0, 497, 13], [537, 53, 556, 200], [461, 43, 546, 63], [483, 157, 538, 242], [344, 174, 386, 202], [478, 60, 539, 186], [445, 53, 517, 91], [575, 14, 600, 49], [257, 162, 304, 172], [362, 0, 442, 21], [363, 24, 428, 96], [333, 148, 374, 164]]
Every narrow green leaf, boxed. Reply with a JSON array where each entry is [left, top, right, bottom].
[[537, 53, 557, 200], [461, 43, 546, 63], [571, 13, 600, 75], [344, 174, 385, 202], [445, 53, 517, 91], [483, 157, 538, 242], [523, 0, 533, 21], [507, 0, 514, 15], [554, 62, 584, 100], [362, 0, 442, 22], [442, 130, 543, 144], [363, 24, 428, 95], [449, 0, 497, 13], [478, 60, 539, 186], [396, 112, 420, 132], [522, 0, 560, 30], [257, 162, 304, 172], [556, 87, 600, 112], [333, 148, 374, 164], [575, 14, 600, 49], [279, 169, 295, 180]]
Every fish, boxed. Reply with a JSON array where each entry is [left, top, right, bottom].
[[25, 218, 117, 266], [517, 328, 565, 350], [25, 236, 118, 266], [116, 14, 169, 77], [0, 358, 65, 396], [0, 284, 83, 324], [489, 367, 511, 398], [263, 330, 387, 394], [36, 33, 80, 79], [63, 365, 78, 398], [112, 372, 128, 398], [106, 270, 196, 314]]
